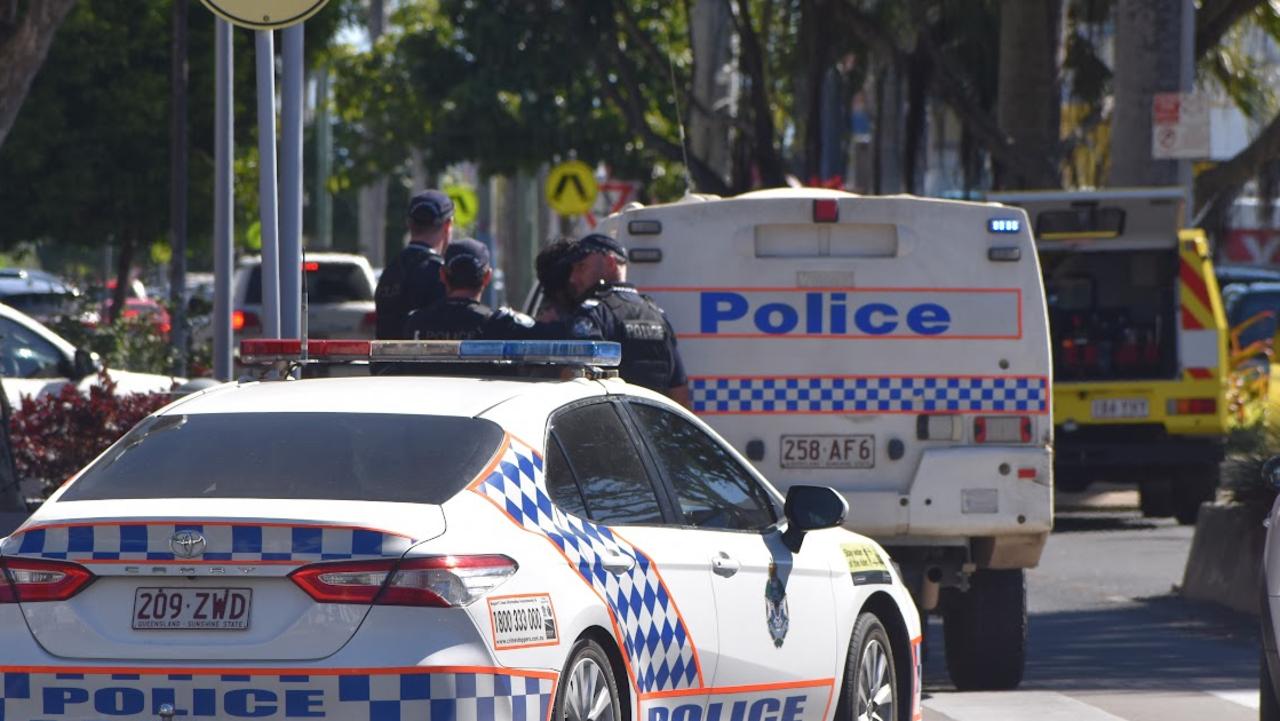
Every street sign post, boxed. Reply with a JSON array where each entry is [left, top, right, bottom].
[[1152, 92, 1209, 160], [198, 0, 329, 29], [546, 160, 598, 216]]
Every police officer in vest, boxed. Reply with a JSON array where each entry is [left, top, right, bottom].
[[403, 238, 540, 342], [373, 190, 453, 339], [566, 233, 690, 406]]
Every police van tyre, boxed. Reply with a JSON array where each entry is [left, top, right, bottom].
[[554, 638, 622, 721], [1172, 462, 1219, 526], [942, 569, 1026, 691], [834, 613, 898, 721]]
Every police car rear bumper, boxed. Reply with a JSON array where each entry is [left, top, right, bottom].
[[0, 605, 555, 720]]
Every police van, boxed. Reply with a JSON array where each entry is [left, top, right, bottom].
[[990, 189, 1227, 525], [595, 188, 1052, 691]]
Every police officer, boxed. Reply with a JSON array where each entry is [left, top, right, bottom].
[[373, 189, 454, 339], [566, 233, 690, 405], [533, 237, 579, 323], [403, 238, 540, 341]]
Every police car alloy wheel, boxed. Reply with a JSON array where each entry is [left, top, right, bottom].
[[556, 639, 621, 721], [838, 613, 897, 721]]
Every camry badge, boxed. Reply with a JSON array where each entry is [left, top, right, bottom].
[[169, 531, 207, 559]]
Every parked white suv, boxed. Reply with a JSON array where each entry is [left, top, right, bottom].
[[232, 253, 378, 340]]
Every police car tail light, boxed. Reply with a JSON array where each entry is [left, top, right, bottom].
[[813, 199, 840, 223], [290, 555, 516, 607], [973, 416, 1033, 444], [0, 557, 94, 603], [381, 555, 518, 607]]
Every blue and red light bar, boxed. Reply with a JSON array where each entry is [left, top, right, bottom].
[[240, 339, 622, 367]]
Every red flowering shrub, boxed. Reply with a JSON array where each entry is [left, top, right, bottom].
[[9, 372, 172, 496]]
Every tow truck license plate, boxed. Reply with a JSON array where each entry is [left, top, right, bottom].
[[781, 435, 874, 469], [1090, 398, 1149, 419], [132, 588, 251, 630]]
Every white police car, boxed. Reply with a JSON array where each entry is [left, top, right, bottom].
[[0, 340, 920, 721]]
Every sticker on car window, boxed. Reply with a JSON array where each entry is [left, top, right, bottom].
[[488, 594, 559, 650], [842, 543, 893, 586]]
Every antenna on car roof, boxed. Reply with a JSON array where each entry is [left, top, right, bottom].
[[298, 249, 309, 374], [667, 53, 695, 197]]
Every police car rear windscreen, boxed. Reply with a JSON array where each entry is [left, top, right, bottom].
[[59, 413, 505, 503]]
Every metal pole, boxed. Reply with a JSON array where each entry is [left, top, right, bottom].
[[315, 64, 333, 250], [169, 0, 189, 377], [255, 30, 281, 339], [213, 19, 234, 381], [280, 25, 304, 339]]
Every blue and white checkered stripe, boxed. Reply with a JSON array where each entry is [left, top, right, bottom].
[[0, 669, 552, 721], [0, 523, 414, 563], [474, 439, 700, 694], [691, 375, 1049, 414]]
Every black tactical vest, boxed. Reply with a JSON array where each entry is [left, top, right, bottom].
[[597, 287, 674, 391]]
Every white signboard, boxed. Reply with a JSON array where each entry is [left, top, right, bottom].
[[199, 0, 330, 29], [1152, 92, 1210, 160]]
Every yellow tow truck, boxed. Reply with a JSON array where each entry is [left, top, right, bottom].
[[992, 188, 1228, 524]]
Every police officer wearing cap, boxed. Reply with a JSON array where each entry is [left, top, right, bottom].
[[565, 233, 690, 406], [403, 238, 541, 342], [373, 189, 454, 339]]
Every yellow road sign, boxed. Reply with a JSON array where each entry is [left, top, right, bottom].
[[199, 0, 331, 30], [546, 160, 598, 216], [445, 184, 479, 228]]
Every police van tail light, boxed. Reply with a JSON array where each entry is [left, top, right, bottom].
[[290, 555, 517, 607], [916, 415, 961, 441], [973, 416, 1033, 444], [813, 199, 839, 223], [0, 557, 95, 603]]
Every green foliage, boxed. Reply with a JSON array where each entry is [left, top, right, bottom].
[[48, 300, 176, 376], [1223, 420, 1280, 508]]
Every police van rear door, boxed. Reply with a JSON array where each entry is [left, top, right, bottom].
[[615, 189, 1051, 537]]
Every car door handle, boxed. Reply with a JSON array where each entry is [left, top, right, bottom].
[[712, 552, 740, 577], [601, 553, 635, 575]]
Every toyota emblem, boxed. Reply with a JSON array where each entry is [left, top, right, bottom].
[[170, 531, 207, 559]]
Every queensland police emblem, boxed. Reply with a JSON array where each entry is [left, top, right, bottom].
[[765, 561, 789, 647]]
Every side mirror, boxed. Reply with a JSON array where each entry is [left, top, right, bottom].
[[71, 348, 99, 380], [1263, 456, 1280, 492], [782, 485, 848, 552]]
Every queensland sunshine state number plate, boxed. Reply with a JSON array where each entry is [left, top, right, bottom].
[[1090, 398, 1149, 419], [132, 587, 251, 630], [781, 435, 874, 469]]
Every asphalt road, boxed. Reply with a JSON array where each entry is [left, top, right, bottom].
[[921, 505, 1263, 721]]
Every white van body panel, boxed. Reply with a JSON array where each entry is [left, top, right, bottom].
[[604, 190, 1053, 561]]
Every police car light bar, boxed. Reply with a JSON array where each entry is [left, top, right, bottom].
[[239, 339, 622, 367]]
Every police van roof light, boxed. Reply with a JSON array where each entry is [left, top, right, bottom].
[[813, 199, 839, 223], [239, 339, 622, 367], [987, 218, 1021, 234], [628, 220, 663, 235], [988, 246, 1022, 262]]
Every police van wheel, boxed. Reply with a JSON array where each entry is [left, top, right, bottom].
[[835, 613, 898, 721], [554, 638, 623, 721], [942, 569, 1026, 691], [1138, 477, 1174, 518], [1173, 463, 1219, 526]]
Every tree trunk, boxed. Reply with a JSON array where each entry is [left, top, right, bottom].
[[689, 0, 736, 187], [732, 0, 787, 187], [1110, 0, 1189, 186], [110, 236, 135, 325], [902, 42, 930, 194], [0, 0, 76, 149], [994, 0, 1064, 189]]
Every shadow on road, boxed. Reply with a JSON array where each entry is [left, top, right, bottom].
[[925, 594, 1258, 692], [1051, 512, 1164, 533]]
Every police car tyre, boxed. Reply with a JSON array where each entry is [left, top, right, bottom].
[[835, 613, 898, 721], [942, 569, 1026, 691], [1263, 651, 1280, 721], [554, 638, 622, 721], [1173, 462, 1219, 526]]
